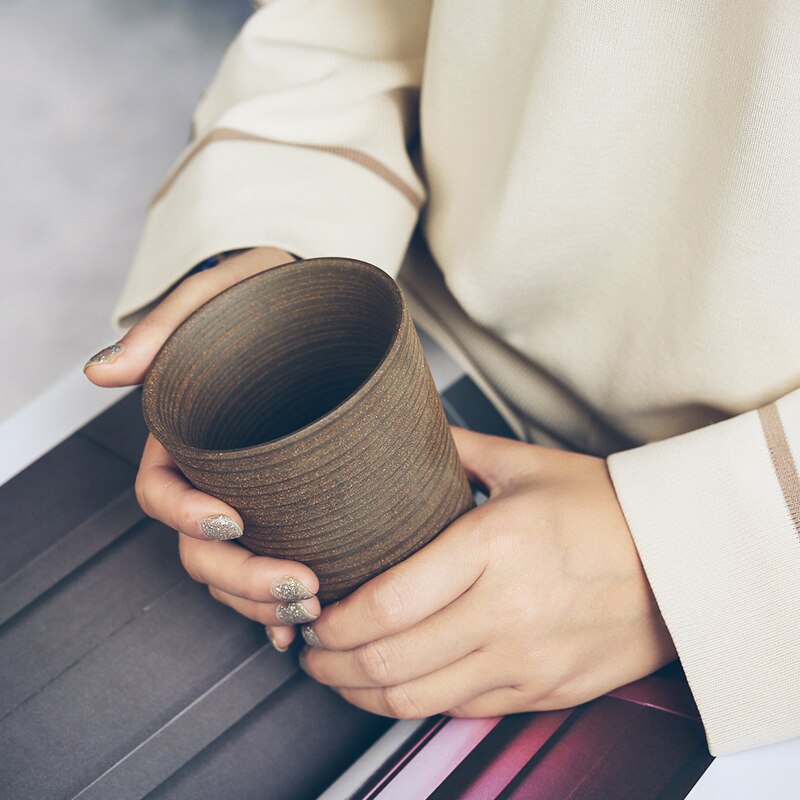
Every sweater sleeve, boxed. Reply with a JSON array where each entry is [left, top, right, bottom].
[[113, 0, 431, 329], [607, 388, 800, 755]]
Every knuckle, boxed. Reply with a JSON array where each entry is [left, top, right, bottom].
[[316, 608, 345, 645], [534, 655, 568, 694], [503, 594, 534, 626], [368, 573, 412, 631], [522, 663, 567, 708], [177, 501, 200, 540], [357, 641, 396, 686], [382, 683, 423, 720], [241, 565, 269, 602], [536, 673, 581, 709]]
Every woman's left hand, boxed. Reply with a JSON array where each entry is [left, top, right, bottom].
[[300, 427, 677, 719]]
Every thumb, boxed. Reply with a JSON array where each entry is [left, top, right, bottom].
[[84, 247, 295, 387], [449, 426, 527, 495]]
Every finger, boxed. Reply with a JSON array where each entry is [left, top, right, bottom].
[[135, 435, 246, 542], [266, 626, 296, 653], [447, 687, 535, 718], [449, 426, 529, 494], [304, 592, 486, 688], [84, 247, 294, 387], [330, 652, 503, 720], [179, 534, 319, 603], [311, 513, 488, 651], [208, 586, 320, 626]]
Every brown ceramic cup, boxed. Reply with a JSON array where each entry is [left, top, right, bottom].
[[141, 257, 474, 603]]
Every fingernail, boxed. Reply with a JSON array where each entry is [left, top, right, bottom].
[[199, 514, 243, 541], [271, 576, 314, 602], [265, 627, 289, 653], [301, 624, 322, 648], [83, 343, 123, 371], [276, 602, 318, 625]]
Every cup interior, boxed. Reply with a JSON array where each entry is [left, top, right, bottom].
[[145, 259, 403, 452]]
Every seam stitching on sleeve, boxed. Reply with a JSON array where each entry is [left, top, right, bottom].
[[150, 127, 425, 210]]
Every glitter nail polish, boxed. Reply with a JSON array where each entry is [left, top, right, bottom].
[[199, 514, 243, 541], [84, 343, 123, 371], [276, 602, 317, 625], [271, 576, 314, 602], [301, 625, 322, 648]]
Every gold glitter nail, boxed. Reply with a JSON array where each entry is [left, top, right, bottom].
[[83, 343, 123, 371], [199, 514, 243, 541], [301, 625, 322, 648], [271, 576, 314, 602], [276, 602, 317, 625]]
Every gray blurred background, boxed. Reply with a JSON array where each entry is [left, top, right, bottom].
[[1, 0, 252, 421]]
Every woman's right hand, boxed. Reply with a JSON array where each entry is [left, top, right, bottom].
[[83, 247, 319, 651]]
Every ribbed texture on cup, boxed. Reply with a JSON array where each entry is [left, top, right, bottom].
[[142, 258, 474, 602]]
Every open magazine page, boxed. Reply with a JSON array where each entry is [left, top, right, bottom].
[[0, 329, 714, 800]]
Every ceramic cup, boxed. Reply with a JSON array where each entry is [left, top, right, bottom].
[[142, 257, 475, 603]]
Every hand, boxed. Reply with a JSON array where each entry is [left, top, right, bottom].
[[84, 247, 320, 650], [300, 427, 677, 718]]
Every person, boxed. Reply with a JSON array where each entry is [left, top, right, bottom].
[[83, 0, 800, 756]]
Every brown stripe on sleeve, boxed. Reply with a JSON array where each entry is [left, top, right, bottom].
[[758, 403, 800, 539], [150, 127, 424, 210]]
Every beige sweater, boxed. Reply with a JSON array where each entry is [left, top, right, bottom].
[[114, 0, 800, 755]]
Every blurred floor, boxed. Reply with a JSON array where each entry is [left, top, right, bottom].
[[0, 0, 252, 421]]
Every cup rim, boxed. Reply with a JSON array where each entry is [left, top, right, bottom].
[[142, 257, 407, 459]]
